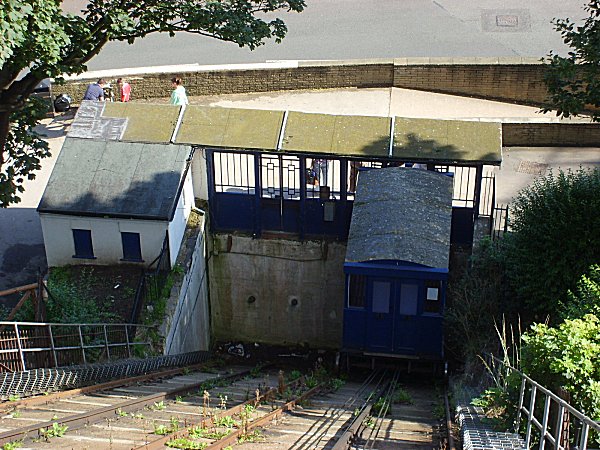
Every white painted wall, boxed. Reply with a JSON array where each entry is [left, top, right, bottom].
[[40, 213, 168, 267], [168, 171, 193, 266], [191, 149, 208, 201]]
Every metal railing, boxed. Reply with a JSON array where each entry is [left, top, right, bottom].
[[488, 355, 600, 449], [0, 322, 151, 372]]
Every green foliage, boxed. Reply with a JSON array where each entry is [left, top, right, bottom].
[[0, 96, 51, 206], [151, 401, 166, 411], [520, 314, 600, 421], [371, 397, 390, 416], [446, 237, 511, 362], [17, 266, 120, 323], [40, 422, 68, 439], [393, 387, 412, 404], [213, 415, 238, 429], [504, 168, 600, 320], [166, 439, 206, 450], [543, 1, 600, 121], [561, 264, 600, 319], [1, 441, 23, 450]]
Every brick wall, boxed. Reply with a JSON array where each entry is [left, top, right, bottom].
[[502, 122, 600, 147]]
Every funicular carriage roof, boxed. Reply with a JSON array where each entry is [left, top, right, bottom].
[[345, 167, 453, 270]]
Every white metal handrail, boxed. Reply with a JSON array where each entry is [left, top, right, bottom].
[[489, 355, 600, 450]]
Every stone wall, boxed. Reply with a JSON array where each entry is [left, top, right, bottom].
[[209, 234, 345, 349], [502, 122, 600, 147], [60, 58, 545, 105]]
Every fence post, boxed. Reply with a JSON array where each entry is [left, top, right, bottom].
[[525, 385, 537, 448], [515, 376, 526, 432], [47, 324, 58, 368], [78, 325, 87, 364], [103, 325, 110, 360], [539, 395, 551, 450], [13, 323, 26, 371], [125, 325, 132, 359]]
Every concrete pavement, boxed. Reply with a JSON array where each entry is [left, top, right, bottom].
[[1, 86, 598, 294]]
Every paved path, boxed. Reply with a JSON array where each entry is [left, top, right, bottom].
[[57, 0, 588, 71]]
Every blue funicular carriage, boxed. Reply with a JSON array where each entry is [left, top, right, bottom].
[[342, 166, 453, 370]]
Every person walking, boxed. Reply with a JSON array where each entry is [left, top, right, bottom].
[[170, 77, 189, 106], [82, 78, 106, 101], [117, 78, 131, 102]]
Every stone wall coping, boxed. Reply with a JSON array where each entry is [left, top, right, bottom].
[[64, 56, 545, 83]]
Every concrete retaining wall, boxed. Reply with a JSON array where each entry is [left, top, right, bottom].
[[162, 215, 211, 354], [209, 234, 345, 349]]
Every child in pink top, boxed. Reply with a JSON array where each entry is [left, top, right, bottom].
[[117, 78, 131, 102]]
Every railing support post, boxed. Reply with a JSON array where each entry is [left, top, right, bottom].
[[13, 323, 26, 371], [78, 325, 87, 365], [125, 325, 132, 359], [47, 324, 58, 368], [103, 325, 110, 360]]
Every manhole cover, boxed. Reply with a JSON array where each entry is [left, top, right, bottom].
[[496, 15, 518, 27], [516, 161, 548, 175]]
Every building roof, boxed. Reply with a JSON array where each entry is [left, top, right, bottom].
[[345, 167, 453, 268], [66, 103, 502, 164], [175, 106, 284, 150], [37, 138, 191, 220]]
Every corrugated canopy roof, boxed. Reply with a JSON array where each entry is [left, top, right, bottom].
[[37, 138, 191, 220], [393, 118, 502, 163], [103, 103, 180, 143], [346, 167, 453, 268], [281, 112, 391, 157], [176, 106, 284, 150]]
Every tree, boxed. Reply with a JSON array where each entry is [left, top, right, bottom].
[[504, 168, 600, 320], [544, 0, 600, 120], [0, 0, 305, 206]]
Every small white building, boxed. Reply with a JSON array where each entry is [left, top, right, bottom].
[[38, 137, 194, 267]]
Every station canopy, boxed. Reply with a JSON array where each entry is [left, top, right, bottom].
[[346, 167, 453, 269], [67, 104, 502, 165]]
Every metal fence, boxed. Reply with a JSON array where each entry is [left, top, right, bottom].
[[487, 355, 600, 449], [129, 233, 171, 326], [0, 322, 151, 372], [0, 350, 210, 400]]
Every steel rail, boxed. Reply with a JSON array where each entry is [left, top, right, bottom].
[[0, 367, 253, 446], [362, 370, 400, 450], [0, 361, 213, 412], [137, 375, 306, 449], [330, 369, 389, 450], [204, 383, 324, 450]]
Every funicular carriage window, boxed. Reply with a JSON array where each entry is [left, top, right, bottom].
[[424, 279, 442, 314], [261, 154, 301, 199], [213, 151, 255, 194], [348, 274, 366, 308], [433, 164, 477, 208]]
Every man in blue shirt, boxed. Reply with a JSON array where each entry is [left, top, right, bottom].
[[83, 78, 106, 101]]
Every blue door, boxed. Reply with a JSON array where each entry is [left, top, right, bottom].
[[394, 281, 420, 354], [366, 279, 394, 352]]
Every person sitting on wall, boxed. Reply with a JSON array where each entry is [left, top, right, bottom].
[[82, 78, 107, 101]]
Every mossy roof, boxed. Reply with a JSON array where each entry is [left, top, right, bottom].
[[175, 106, 284, 150], [281, 112, 391, 157], [103, 103, 180, 143]]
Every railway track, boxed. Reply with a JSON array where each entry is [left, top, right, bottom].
[[0, 363, 445, 449]]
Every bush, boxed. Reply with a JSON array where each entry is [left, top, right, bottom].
[[560, 264, 600, 320], [520, 314, 600, 422], [505, 168, 600, 321]]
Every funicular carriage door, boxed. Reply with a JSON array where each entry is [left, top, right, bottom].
[[366, 279, 394, 353], [260, 154, 301, 232], [394, 282, 419, 354]]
